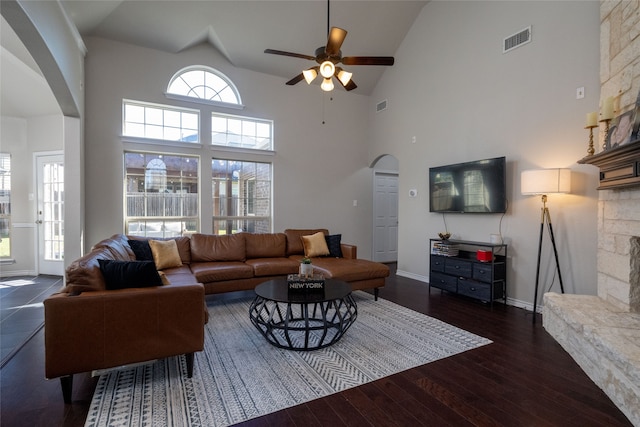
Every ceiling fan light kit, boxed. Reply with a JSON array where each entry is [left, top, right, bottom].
[[264, 0, 394, 93], [321, 78, 334, 92], [320, 61, 335, 78], [303, 68, 318, 84], [336, 68, 352, 86]]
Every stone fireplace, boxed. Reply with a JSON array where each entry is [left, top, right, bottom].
[[543, 182, 640, 426], [543, 2, 640, 425], [598, 187, 640, 314]]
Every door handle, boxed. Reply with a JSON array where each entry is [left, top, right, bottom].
[[35, 220, 43, 224]]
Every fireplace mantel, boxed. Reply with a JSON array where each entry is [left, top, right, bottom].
[[578, 141, 640, 190]]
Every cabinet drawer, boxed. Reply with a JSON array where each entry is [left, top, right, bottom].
[[473, 263, 493, 283], [430, 255, 445, 272], [457, 278, 491, 301], [445, 258, 472, 278], [430, 272, 457, 292]]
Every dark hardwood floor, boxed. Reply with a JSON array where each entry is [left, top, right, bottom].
[[0, 265, 632, 426]]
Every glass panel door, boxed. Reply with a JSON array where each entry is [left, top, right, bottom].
[[36, 153, 64, 275]]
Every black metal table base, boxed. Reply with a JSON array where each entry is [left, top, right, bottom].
[[249, 294, 357, 351]]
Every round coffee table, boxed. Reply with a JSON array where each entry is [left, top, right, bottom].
[[249, 278, 357, 351]]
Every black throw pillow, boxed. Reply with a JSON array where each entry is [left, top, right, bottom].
[[128, 239, 154, 261], [98, 259, 163, 290], [324, 234, 343, 258]]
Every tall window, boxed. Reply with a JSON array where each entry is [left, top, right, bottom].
[[212, 113, 273, 150], [123, 100, 199, 142], [212, 160, 271, 234], [122, 66, 274, 236], [125, 152, 199, 237], [167, 66, 241, 106], [0, 154, 11, 258]]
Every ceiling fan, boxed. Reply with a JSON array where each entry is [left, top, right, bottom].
[[264, 1, 394, 92]]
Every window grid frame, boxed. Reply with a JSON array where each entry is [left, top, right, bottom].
[[211, 112, 274, 151], [122, 99, 200, 143]]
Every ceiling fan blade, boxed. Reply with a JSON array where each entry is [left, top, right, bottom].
[[341, 56, 395, 66], [264, 49, 316, 61], [341, 79, 358, 91], [286, 73, 305, 86], [325, 27, 347, 56]]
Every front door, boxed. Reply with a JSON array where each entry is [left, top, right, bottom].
[[35, 153, 64, 275]]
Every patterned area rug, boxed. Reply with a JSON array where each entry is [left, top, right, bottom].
[[85, 291, 491, 426]]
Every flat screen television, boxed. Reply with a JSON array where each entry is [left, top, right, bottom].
[[429, 156, 507, 213]]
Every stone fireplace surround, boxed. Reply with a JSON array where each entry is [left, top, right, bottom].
[[543, 187, 640, 426]]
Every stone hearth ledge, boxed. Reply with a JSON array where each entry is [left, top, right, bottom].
[[543, 292, 640, 426]]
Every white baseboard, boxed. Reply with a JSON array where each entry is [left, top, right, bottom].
[[395, 270, 429, 283], [0, 270, 38, 278]]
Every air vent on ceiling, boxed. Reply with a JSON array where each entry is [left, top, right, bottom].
[[376, 99, 388, 112], [503, 26, 531, 53]]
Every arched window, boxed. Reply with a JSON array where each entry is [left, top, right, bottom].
[[167, 66, 242, 107]]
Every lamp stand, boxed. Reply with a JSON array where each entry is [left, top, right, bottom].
[[533, 194, 565, 324]]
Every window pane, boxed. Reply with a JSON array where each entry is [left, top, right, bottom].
[[123, 101, 199, 143], [124, 123, 145, 138], [167, 67, 240, 105], [125, 104, 145, 123], [182, 113, 198, 130], [164, 110, 181, 128], [210, 113, 273, 151], [125, 152, 199, 237], [212, 159, 271, 234], [146, 108, 163, 125], [0, 154, 10, 258]]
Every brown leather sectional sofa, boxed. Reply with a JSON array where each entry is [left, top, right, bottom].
[[44, 228, 389, 403]]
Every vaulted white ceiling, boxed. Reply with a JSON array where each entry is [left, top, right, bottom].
[[1, 1, 428, 118]]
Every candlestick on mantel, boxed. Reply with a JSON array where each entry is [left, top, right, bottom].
[[602, 96, 615, 120], [584, 124, 597, 156], [599, 118, 611, 150], [586, 112, 598, 127]]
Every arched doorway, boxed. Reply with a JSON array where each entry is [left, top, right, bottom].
[[371, 155, 399, 263]]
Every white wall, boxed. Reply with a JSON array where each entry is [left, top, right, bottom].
[[83, 38, 376, 257], [369, 1, 601, 308]]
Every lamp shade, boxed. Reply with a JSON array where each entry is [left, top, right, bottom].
[[521, 168, 571, 195]]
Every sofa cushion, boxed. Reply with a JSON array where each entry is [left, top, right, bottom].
[[324, 234, 343, 258], [284, 229, 329, 256], [128, 239, 153, 261], [310, 258, 390, 282], [127, 236, 192, 264], [245, 258, 299, 277], [98, 260, 163, 290], [190, 233, 246, 262], [301, 232, 330, 257], [244, 233, 287, 258], [64, 247, 116, 294], [149, 239, 183, 270], [190, 262, 254, 283]]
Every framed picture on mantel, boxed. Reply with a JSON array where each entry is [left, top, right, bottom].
[[607, 109, 636, 150], [632, 89, 640, 143]]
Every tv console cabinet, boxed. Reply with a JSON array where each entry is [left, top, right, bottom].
[[429, 239, 507, 306]]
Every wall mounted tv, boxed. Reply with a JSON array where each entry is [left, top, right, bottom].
[[429, 156, 507, 213]]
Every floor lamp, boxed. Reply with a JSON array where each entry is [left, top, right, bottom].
[[521, 168, 571, 324]]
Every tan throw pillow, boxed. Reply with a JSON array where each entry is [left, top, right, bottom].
[[301, 231, 330, 258], [148, 239, 183, 270]]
